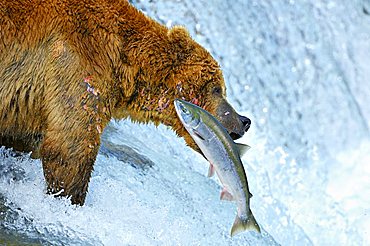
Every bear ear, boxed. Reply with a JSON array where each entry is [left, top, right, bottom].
[[168, 25, 191, 40], [168, 26, 194, 58]]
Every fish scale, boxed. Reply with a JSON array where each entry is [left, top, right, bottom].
[[174, 98, 261, 236]]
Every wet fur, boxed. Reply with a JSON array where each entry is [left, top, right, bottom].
[[0, 0, 239, 205]]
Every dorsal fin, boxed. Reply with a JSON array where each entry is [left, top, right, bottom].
[[235, 143, 251, 156]]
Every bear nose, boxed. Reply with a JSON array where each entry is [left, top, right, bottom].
[[239, 115, 251, 132]]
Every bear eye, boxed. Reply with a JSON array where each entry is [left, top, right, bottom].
[[212, 86, 222, 95]]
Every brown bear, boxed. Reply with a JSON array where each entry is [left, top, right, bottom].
[[0, 0, 251, 205]]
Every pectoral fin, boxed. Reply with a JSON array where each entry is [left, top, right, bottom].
[[193, 129, 205, 141], [208, 163, 215, 177], [235, 143, 251, 157], [220, 188, 234, 201]]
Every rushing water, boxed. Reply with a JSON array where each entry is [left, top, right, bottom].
[[1, 0, 370, 245]]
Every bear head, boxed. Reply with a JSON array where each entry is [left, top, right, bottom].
[[114, 26, 251, 153]]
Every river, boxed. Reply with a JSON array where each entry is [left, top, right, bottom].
[[1, 0, 369, 245]]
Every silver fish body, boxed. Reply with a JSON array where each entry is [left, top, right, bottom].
[[174, 99, 261, 236]]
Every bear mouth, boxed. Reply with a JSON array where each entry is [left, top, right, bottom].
[[229, 132, 242, 140]]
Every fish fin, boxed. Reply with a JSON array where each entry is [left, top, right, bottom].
[[235, 143, 251, 157], [230, 212, 261, 237], [193, 130, 205, 141], [249, 191, 253, 198], [220, 188, 234, 201], [208, 163, 215, 177]]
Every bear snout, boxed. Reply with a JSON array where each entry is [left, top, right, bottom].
[[228, 115, 251, 140], [214, 100, 251, 141], [239, 115, 251, 133]]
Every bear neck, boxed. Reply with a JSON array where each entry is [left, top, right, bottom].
[[118, 8, 179, 87]]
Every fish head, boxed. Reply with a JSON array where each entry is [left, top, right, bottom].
[[174, 99, 201, 130]]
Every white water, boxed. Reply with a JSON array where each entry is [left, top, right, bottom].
[[1, 0, 370, 245]]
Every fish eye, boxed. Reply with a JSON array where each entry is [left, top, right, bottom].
[[180, 104, 190, 114]]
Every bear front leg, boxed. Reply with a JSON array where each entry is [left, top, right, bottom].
[[40, 125, 101, 206]]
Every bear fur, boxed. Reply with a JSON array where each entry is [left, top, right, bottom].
[[0, 0, 250, 205]]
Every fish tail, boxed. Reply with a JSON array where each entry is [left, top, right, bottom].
[[230, 211, 261, 237]]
